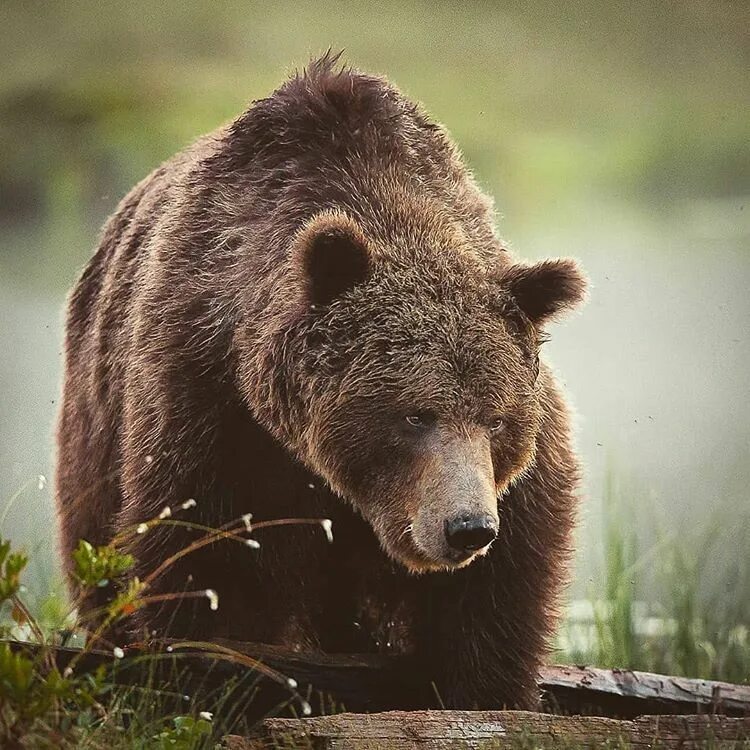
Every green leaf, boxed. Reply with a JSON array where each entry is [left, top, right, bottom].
[[0, 536, 28, 605], [72, 539, 134, 588]]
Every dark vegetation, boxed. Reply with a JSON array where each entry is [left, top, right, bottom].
[[0, 507, 324, 748]]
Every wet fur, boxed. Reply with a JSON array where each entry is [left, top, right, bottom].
[[55, 53, 585, 709]]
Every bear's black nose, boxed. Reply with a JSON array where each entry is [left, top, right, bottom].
[[445, 514, 498, 553]]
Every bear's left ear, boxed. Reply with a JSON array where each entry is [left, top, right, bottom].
[[293, 211, 371, 307], [499, 258, 588, 325]]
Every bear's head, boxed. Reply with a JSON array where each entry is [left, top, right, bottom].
[[252, 209, 587, 573]]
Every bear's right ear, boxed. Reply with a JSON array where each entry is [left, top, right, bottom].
[[293, 212, 371, 307]]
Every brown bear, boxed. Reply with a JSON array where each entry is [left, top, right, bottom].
[[55, 53, 587, 710]]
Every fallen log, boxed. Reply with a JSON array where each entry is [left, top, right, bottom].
[[6, 639, 750, 719], [540, 663, 750, 717], [224, 711, 750, 750], [215, 641, 750, 718], [224, 710, 750, 749]]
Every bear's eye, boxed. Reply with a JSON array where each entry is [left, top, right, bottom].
[[489, 417, 506, 434], [404, 411, 435, 428]]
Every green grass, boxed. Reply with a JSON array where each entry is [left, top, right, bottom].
[[556, 474, 750, 685]]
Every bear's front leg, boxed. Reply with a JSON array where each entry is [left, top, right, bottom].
[[425, 463, 577, 710], [425, 558, 543, 709]]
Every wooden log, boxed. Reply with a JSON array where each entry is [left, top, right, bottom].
[[6, 639, 750, 719], [224, 710, 750, 749], [217, 641, 750, 718], [539, 663, 750, 717]]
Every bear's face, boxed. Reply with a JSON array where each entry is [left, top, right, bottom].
[[280, 212, 586, 573]]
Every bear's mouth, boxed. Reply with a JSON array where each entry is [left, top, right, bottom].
[[393, 531, 493, 574], [403, 549, 486, 574]]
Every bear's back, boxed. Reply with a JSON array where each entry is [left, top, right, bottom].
[[55, 139, 212, 562]]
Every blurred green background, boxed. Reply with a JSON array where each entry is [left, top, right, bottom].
[[1, 1, 748, 676]]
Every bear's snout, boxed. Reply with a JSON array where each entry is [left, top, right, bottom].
[[445, 513, 498, 554], [400, 431, 501, 570]]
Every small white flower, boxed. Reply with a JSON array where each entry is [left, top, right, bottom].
[[320, 519, 334, 543], [180, 498, 197, 510], [158, 506, 172, 519], [136, 523, 148, 534], [37, 475, 47, 490], [145, 454, 154, 464], [286, 677, 298, 689], [241, 513, 253, 531], [113, 646, 125, 659], [301, 700, 312, 716], [166, 645, 173, 653], [205, 589, 219, 610], [245, 538, 261, 549], [199, 711, 213, 721]]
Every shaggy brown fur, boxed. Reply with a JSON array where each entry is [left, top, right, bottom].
[[55, 53, 587, 709]]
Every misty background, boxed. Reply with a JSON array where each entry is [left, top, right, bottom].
[[1, 1, 748, 601]]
